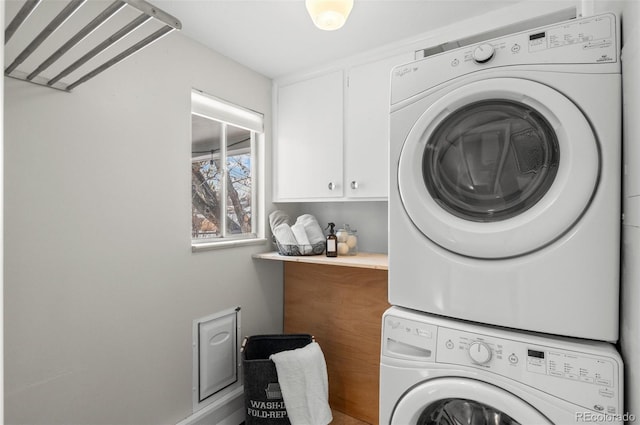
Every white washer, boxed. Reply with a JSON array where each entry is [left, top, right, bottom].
[[380, 307, 624, 425], [389, 13, 621, 341]]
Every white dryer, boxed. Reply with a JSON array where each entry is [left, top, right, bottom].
[[389, 13, 621, 341], [380, 307, 625, 425]]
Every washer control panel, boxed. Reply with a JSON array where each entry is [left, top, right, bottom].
[[383, 314, 622, 416]]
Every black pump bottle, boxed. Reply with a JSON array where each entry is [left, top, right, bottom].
[[326, 222, 338, 257]]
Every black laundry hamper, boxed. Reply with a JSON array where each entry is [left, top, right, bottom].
[[241, 334, 313, 425]]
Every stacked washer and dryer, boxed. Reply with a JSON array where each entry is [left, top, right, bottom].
[[382, 12, 625, 425]]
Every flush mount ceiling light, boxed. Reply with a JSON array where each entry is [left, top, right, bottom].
[[305, 0, 354, 31]]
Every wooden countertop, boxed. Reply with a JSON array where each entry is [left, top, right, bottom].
[[252, 251, 388, 270]]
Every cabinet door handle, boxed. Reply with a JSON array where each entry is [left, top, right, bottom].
[[351, 181, 359, 190], [328, 182, 336, 190]]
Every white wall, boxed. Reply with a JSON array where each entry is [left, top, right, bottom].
[[1, 1, 5, 422], [588, 0, 640, 419], [283, 202, 388, 253], [4, 31, 284, 424], [619, 0, 640, 419]]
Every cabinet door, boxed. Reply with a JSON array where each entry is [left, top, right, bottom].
[[275, 70, 344, 200], [345, 53, 414, 198]]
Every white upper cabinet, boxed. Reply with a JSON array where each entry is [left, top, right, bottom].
[[345, 52, 414, 199], [274, 52, 413, 202], [275, 70, 344, 200]]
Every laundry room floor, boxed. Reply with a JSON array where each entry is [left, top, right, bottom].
[[331, 409, 369, 425]]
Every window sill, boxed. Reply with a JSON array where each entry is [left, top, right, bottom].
[[192, 237, 268, 253]]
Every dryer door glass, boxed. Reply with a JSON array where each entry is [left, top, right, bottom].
[[417, 398, 520, 425], [422, 100, 559, 222]]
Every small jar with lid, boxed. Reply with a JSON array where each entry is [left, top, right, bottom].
[[336, 224, 358, 256]]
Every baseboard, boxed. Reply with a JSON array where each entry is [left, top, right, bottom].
[[177, 386, 245, 425]]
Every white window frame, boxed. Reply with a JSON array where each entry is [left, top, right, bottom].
[[191, 89, 266, 252]]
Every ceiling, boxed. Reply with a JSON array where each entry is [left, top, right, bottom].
[[154, 0, 523, 79]]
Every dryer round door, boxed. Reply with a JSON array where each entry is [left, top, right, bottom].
[[397, 77, 599, 259], [391, 378, 552, 425]]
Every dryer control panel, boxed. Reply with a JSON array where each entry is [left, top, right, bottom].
[[391, 12, 619, 105], [382, 313, 623, 417]]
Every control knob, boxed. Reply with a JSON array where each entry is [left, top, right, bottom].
[[468, 341, 492, 364], [473, 43, 495, 64]]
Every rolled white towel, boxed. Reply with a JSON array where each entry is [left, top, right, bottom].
[[273, 223, 297, 246], [291, 223, 311, 246], [295, 214, 325, 245], [269, 210, 291, 232], [291, 222, 312, 255]]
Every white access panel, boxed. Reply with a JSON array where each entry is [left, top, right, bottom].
[[193, 307, 241, 411]]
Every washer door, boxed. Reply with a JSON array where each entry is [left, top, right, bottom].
[[398, 78, 599, 258], [391, 378, 552, 425]]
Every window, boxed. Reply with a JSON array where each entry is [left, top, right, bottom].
[[191, 90, 264, 248]]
